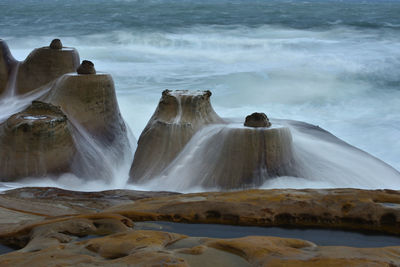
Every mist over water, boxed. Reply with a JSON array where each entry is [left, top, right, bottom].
[[1, 0, 400, 191]]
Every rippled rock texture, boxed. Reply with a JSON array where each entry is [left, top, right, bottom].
[[129, 90, 225, 183], [0, 187, 399, 266]]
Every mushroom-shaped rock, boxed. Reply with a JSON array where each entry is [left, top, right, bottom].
[[77, 60, 96, 75], [49, 39, 63, 50], [244, 112, 271, 128], [156, 124, 296, 189], [42, 73, 127, 146], [0, 39, 17, 96], [129, 90, 225, 183], [15, 42, 80, 94], [0, 101, 76, 181]]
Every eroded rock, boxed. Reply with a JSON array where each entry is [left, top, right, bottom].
[[15, 43, 80, 94], [107, 188, 400, 235], [244, 112, 271, 128], [0, 39, 17, 96], [0, 101, 76, 181], [76, 60, 96, 75], [49, 39, 62, 50], [0, 188, 399, 265], [129, 90, 225, 183], [42, 73, 127, 145]]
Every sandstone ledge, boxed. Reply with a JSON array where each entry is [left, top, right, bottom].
[[107, 188, 400, 235], [0, 187, 399, 266]]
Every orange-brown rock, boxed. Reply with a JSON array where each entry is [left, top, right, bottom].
[[15, 40, 80, 95], [42, 72, 127, 145], [0, 229, 399, 266], [107, 188, 400, 235], [0, 187, 179, 219], [0, 39, 17, 96], [0, 188, 400, 266], [130, 90, 225, 183], [0, 101, 76, 181]]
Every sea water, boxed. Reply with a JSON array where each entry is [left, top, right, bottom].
[[0, 0, 399, 191]]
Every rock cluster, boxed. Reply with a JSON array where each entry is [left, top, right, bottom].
[[0, 40, 130, 181]]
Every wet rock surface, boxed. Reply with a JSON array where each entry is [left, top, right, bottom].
[[130, 90, 225, 183], [0, 187, 399, 266], [0, 39, 16, 95], [0, 101, 75, 180], [15, 44, 80, 95], [0, 40, 131, 182]]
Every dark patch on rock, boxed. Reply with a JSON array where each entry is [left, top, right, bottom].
[[244, 112, 271, 128], [380, 213, 397, 226], [206, 210, 221, 219]]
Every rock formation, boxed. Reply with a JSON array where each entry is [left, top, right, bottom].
[[244, 112, 271, 128], [49, 39, 62, 50], [0, 39, 17, 96], [15, 39, 80, 95], [129, 90, 225, 183], [76, 60, 96, 74], [0, 101, 75, 181], [0, 187, 400, 266], [41, 62, 127, 146], [159, 124, 296, 189]]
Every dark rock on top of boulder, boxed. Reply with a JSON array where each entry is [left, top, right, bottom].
[[49, 39, 62, 50], [244, 112, 271, 128], [77, 60, 96, 75]]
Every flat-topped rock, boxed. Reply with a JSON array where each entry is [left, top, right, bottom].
[[15, 42, 80, 94], [129, 90, 225, 183], [156, 124, 296, 189], [0, 101, 75, 180], [42, 73, 127, 145]]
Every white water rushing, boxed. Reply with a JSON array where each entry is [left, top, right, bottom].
[[1, 0, 400, 192]]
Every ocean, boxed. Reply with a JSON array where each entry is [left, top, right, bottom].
[[1, 0, 399, 191]]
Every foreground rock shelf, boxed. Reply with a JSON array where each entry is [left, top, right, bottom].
[[0, 187, 399, 266]]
